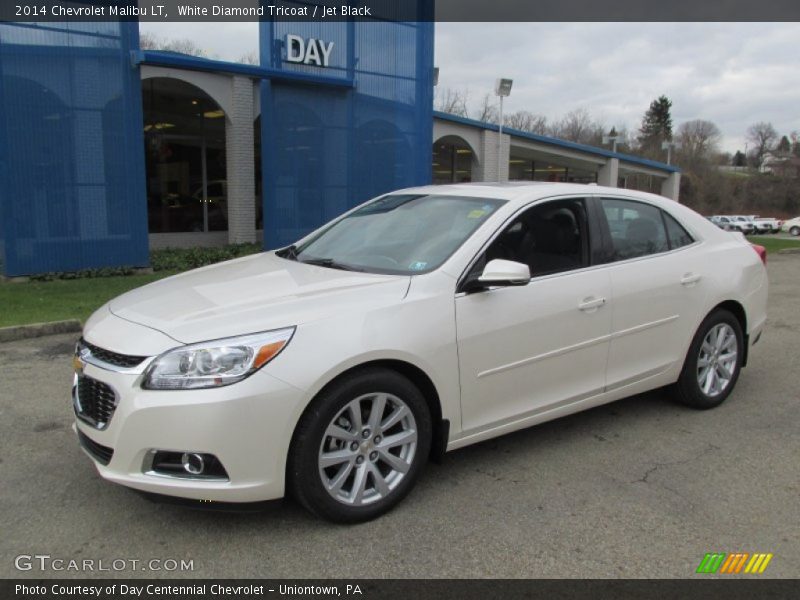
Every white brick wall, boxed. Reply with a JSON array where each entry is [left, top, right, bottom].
[[476, 130, 510, 182]]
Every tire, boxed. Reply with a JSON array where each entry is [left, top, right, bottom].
[[287, 368, 432, 523], [790, 226, 800, 237], [672, 309, 744, 410]]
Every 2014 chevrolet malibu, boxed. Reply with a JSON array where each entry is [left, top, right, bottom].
[[73, 183, 768, 522]]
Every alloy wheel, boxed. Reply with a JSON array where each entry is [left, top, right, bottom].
[[318, 393, 417, 506], [696, 323, 738, 398]]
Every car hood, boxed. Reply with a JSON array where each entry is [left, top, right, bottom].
[[109, 253, 411, 344]]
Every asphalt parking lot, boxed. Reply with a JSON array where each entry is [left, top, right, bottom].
[[1, 255, 798, 579]]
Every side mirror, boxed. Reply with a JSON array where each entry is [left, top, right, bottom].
[[463, 259, 530, 293]]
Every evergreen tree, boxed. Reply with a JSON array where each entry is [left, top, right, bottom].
[[638, 95, 673, 157], [776, 135, 791, 155]]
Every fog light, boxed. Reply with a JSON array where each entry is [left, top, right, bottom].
[[182, 452, 205, 475], [145, 450, 229, 481]]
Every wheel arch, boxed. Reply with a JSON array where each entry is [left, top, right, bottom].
[[706, 299, 749, 367], [290, 358, 448, 465]]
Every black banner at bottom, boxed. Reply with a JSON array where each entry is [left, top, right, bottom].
[[4, 579, 799, 600]]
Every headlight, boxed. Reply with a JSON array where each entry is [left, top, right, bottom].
[[142, 327, 295, 390]]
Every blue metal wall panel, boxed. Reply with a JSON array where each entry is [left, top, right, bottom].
[[0, 21, 148, 276], [260, 2, 435, 249]]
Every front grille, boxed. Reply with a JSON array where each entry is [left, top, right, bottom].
[[74, 375, 117, 429], [77, 429, 114, 466], [80, 338, 146, 369]]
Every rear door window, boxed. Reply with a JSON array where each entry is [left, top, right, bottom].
[[601, 198, 669, 261]]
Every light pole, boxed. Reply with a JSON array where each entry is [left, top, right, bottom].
[[661, 140, 681, 165], [495, 78, 513, 181], [603, 133, 621, 153]]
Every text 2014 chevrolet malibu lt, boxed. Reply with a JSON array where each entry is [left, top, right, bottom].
[[73, 183, 767, 522]]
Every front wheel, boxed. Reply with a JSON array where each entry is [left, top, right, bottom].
[[672, 309, 744, 409], [287, 368, 432, 523], [790, 226, 800, 237]]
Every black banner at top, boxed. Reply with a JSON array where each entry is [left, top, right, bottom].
[[0, 0, 799, 22]]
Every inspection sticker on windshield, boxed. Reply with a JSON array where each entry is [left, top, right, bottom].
[[467, 209, 487, 219], [409, 261, 428, 271]]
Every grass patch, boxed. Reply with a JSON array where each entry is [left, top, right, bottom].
[[0, 271, 176, 328], [0, 243, 265, 328], [748, 235, 800, 254]]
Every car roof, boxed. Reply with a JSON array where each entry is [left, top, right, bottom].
[[390, 182, 677, 210]]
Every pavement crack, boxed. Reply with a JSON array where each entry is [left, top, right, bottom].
[[630, 443, 720, 485]]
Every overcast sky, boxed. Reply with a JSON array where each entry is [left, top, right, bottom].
[[141, 22, 800, 153]]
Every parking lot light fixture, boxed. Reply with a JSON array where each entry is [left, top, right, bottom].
[[495, 78, 513, 181], [661, 140, 682, 165]]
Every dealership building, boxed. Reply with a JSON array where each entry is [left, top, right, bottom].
[[0, 16, 679, 277]]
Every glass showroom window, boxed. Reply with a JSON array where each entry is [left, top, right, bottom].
[[142, 78, 228, 234], [509, 157, 534, 180], [432, 136, 474, 184], [527, 161, 598, 183]]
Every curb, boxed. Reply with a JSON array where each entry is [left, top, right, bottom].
[[0, 319, 82, 343], [777, 247, 800, 255]]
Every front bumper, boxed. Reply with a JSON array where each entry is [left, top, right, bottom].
[[73, 360, 306, 503]]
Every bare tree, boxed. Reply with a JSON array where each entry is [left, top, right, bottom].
[[139, 32, 209, 58], [139, 31, 160, 50], [551, 108, 604, 145], [676, 119, 722, 167], [434, 87, 469, 118], [504, 110, 548, 135], [238, 51, 260, 65], [746, 122, 778, 167], [474, 92, 498, 124]]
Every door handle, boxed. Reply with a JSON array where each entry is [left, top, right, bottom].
[[578, 297, 606, 312], [681, 273, 701, 286]]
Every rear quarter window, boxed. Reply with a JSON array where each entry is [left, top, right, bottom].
[[662, 212, 694, 249]]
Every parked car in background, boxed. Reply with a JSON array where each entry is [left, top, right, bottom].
[[782, 216, 800, 236], [730, 216, 757, 234], [73, 183, 768, 522], [710, 215, 750, 233], [753, 217, 782, 234], [709, 216, 735, 231]]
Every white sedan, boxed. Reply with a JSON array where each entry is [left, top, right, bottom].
[[73, 183, 768, 522], [782, 216, 800, 236]]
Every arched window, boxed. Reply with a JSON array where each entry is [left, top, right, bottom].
[[432, 136, 475, 184], [142, 77, 228, 233]]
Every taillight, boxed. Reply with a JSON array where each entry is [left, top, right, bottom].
[[750, 243, 767, 265]]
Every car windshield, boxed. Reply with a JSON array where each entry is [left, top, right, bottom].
[[284, 194, 505, 275]]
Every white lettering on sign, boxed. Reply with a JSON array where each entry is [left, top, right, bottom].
[[285, 34, 335, 67]]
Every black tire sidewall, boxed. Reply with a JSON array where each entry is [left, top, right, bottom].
[[677, 309, 744, 409], [288, 368, 432, 523]]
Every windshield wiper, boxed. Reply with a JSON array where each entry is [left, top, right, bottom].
[[299, 257, 364, 272], [276, 244, 298, 260]]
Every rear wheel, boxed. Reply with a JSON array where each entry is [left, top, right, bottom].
[[288, 368, 431, 523], [672, 309, 743, 409], [790, 226, 800, 237]]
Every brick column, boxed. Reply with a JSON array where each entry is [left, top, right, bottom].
[[225, 75, 256, 244], [661, 172, 681, 201], [476, 129, 510, 182], [597, 157, 619, 188]]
